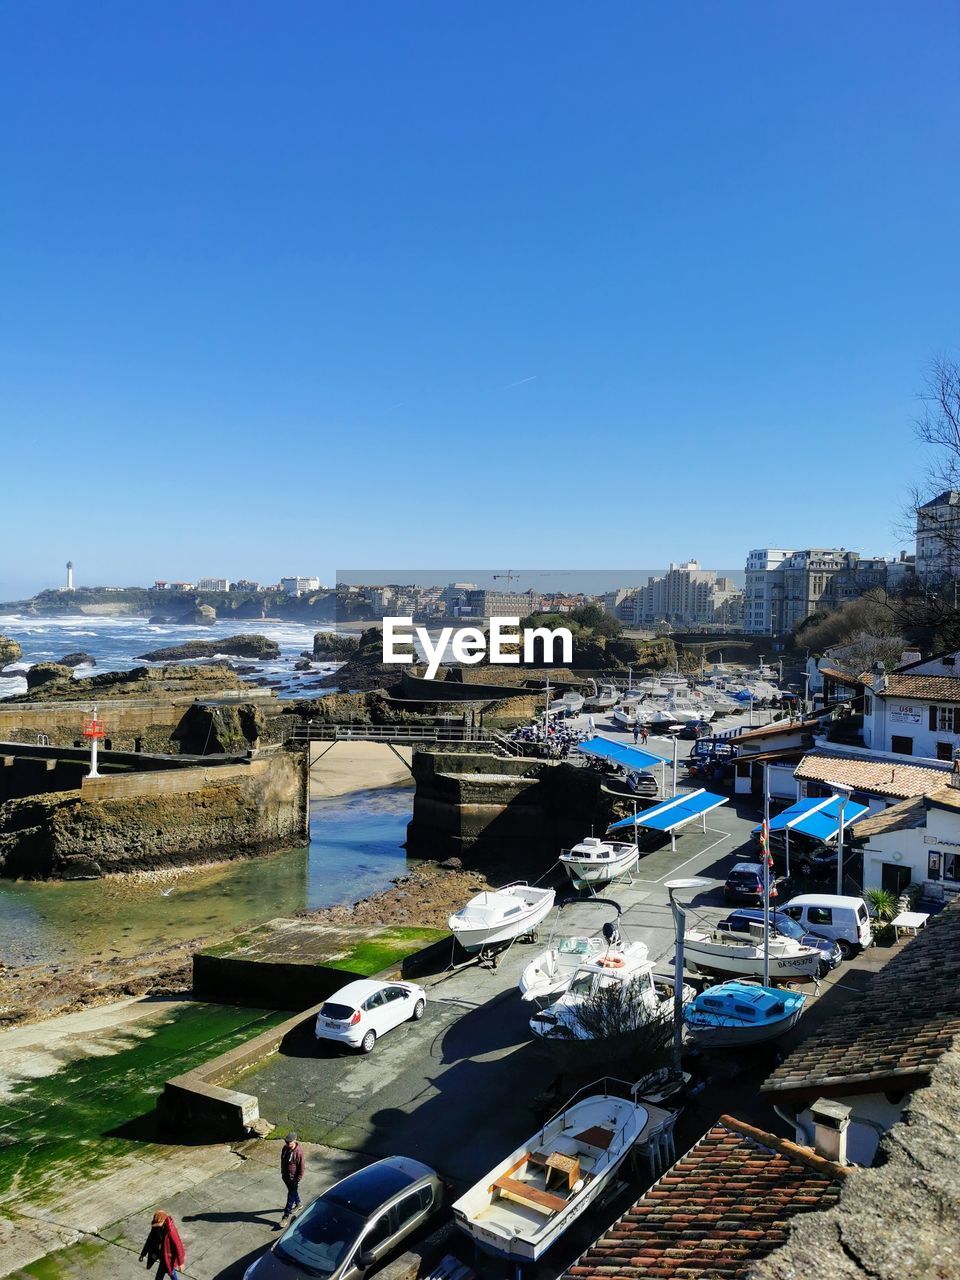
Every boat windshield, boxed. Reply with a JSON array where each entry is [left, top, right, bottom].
[[569, 972, 597, 997]]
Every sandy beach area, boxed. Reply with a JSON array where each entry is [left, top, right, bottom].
[[309, 740, 414, 796]]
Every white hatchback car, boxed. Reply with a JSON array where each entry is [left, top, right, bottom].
[[315, 979, 427, 1054]]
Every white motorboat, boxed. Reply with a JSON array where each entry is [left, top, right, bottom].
[[452, 1082, 670, 1261], [548, 691, 585, 716], [683, 980, 807, 1048], [660, 696, 713, 725], [529, 942, 695, 1041], [584, 681, 620, 710], [559, 836, 639, 889], [682, 923, 821, 980], [449, 883, 556, 953], [613, 699, 657, 728], [519, 936, 609, 1003]]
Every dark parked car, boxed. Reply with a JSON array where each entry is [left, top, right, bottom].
[[244, 1157, 442, 1280], [677, 720, 713, 740], [723, 862, 790, 905], [717, 908, 843, 975]]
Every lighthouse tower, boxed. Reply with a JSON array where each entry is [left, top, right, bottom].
[[66, 561, 74, 591]]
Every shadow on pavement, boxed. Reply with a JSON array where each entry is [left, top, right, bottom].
[[183, 1208, 280, 1228]]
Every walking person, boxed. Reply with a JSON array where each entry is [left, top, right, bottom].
[[587, 714, 596, 734], [640, 725, 649, 746], [139, 1211, 185, 1279], [280, 1131, 306, 1227], [632, 721, 640, 744]]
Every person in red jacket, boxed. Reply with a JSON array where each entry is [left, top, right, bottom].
[[139, 1210, 186, 1279], [280, 1131, 306, 1226]]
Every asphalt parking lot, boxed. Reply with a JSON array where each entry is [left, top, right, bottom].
[[235, 776, 763, 1194]]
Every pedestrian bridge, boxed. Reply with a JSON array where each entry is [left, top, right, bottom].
[[285, 722, 522, 757]]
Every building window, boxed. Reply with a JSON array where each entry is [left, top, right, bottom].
[[930, 705, 960, 733], [891, 735, 913, 756], [944, 853, 960, 883], [928, 851, 942, 880], [937, 742, 955, 761], [864, 696, 872, 717]]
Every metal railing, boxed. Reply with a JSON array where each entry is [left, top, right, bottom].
[[285, 722, 529, 756]]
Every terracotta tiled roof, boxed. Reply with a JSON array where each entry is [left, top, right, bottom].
[[762, 902, 960, 1102], [878, 673, 960, 701], [735, 716, 821, 742], [794, 751, 950, 798], [564, 1116, 845, 1280], [818, 666, 867, 688], [853, 795, 926, 838]]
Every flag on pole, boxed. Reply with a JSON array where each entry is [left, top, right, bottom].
[[760, 819, 774, 868]]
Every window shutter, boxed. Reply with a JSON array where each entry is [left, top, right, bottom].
[[929, 706, 938, 732], [954, 707, 960, 735]]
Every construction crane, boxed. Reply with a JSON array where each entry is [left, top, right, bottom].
[[493, 570, 520, 586]]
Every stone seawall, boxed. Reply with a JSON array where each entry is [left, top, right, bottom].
[[0, 748, 308, 879], [406, 749, 603, 863]]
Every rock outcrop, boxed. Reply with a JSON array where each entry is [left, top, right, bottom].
[[26, 663, 74, 690], [0, 635, 22, 666], [136, 634, 280, 662], [171, 702, 265, 754], [6, 663, 251, 703], [312, 632, 361, 660], [176, 602, 217, 625], [58, 651, 96, 668]]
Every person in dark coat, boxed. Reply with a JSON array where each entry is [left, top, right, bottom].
[[139, 1210, 186, 1279], [280, 1131, 306, 1226]]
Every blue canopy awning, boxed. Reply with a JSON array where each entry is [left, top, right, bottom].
[[608, 788, 728, 834], [753, 796, 869, 843], [577, 736, 670, 771]]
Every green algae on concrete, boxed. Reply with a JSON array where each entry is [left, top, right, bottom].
[[199, 921, 445, 974], [0, 1002, 286, 1207], [18, 1238, 110, 1279]]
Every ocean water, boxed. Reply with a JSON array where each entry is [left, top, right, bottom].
[[0, 612, 335, 699], [0, 785, 414, 968]]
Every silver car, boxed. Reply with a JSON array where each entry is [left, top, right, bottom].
[[243, 1156, 442, 1280]]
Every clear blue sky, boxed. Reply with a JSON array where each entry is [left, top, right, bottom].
[[2, 2, 958, 598]]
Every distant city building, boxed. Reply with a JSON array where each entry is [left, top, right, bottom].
[[281, 576, 321, 596], [611, 561, 743, 628], [457, 588, 543, 619], [744, 547, 913, 634], [234, 578, 261, 592], [168, 582, 195, 593], [368, 586, 395, 614], [915, 490, 960, 583], [442, 582, 478, 616], [197, 577, 231, 592], [153, 580, 168, 590]]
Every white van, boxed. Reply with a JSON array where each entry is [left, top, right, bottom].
[[781, 894, 873, 958]]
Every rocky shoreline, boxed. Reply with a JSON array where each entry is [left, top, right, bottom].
[[0, 855, 545, 1026]]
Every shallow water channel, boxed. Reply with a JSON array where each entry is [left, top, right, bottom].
[[0, 786, 415, 969]]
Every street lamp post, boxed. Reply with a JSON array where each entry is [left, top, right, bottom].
[[827, 782, 853, 896], [664, 877, 710, 1077]]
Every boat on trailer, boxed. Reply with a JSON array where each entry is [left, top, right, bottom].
[[452, 1080, 671, 1262], [683, 980, 806, 1047], [448, 883, 556, 953], [559, 836, 639, 889], [682, 922, 821, 981]]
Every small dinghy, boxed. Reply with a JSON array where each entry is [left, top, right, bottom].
[[559, 836, 639, 889], [452, 1080, 672, 1261], [683, 980, 806, 1048], [449, 883, 556, 953]]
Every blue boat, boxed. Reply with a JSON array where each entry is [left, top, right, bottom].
[[683, 980, 806, 1048]]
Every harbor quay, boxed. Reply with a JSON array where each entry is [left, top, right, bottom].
[[0, 717, 901, 1280]]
